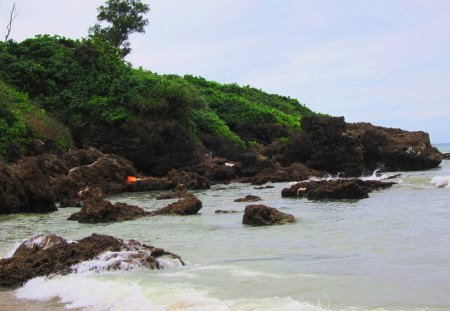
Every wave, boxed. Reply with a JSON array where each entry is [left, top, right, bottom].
[[15, 274, 329, 311], [430, 176, 450, 188]]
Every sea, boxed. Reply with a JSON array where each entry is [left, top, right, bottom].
[[0, 144, 449, 311]]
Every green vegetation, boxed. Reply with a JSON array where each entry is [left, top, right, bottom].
[[89, 0, 150, 57], [0, 34, 316, 160], [0, 81, 72, 158]]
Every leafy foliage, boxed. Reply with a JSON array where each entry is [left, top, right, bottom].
[[0, 35, 318, 154], [89, 0, 150, 56]]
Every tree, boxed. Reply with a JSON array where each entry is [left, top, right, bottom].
[[4, 2, 18, 42], [89, 0, 150, 57]]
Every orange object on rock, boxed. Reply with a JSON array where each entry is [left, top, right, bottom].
[[127, 176, 137, 184]]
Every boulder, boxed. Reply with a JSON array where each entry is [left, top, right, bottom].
[[152, 195, 202, 216], [281, 179, 395, 200], [127, 177, 172, 192], [442, 153, 450, 160], [242, 204, 296, 226], [215, 210, 238, 214], [0, 233, 184, 289], [68, 198, 149, 223], [234, 195, 262, 202]]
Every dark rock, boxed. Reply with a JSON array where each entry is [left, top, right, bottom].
[[76, 186, 105, 200], [254, 185, 275, 189], [127, 177, 172, 192], [443, 153, 450, 160], [215, 210, 238, 214], [284, 116, 442, 175], [156, 188, 190, 200], [166, 169, 210, 190], [59, 198, 81, 208], [152, 195, 202, 216], [0, 233, 184, 289], [242, 204, 296, 226], [281, 179, 395, 200], [68, 198, 149, 223], [250, 162, 327, 185], [73, 120, 200, 176], [192, 158, 238, 182], [234, 195, 262, 202]]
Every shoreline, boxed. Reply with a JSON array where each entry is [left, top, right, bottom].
[[0, 291, 73, 311]]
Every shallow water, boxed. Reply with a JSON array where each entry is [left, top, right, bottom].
[[1, 160, 449, 311]]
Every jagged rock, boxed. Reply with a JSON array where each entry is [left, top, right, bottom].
[[250, 162, 327, 185], [215, 210, 238, 214], [76, 186, 105, 200], [166, 169, 210, 190], [281, 179, 395, 200], [127, 177, 172, 192], [156, 189, 190, 200], [242, 204, 296, 226], [284, 116, 442, 175], [152, 195, 202, 216], [0, 233, 184, 289], [68, 198, 149, 223], [443, 153, 450, 160], [192, 158, 238, 182], [234, 195, 262, 202]]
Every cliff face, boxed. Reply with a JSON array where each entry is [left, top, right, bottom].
[[284, 116, 442, 176]]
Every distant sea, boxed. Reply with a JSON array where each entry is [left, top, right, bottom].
[[433, 142, 450, 153]]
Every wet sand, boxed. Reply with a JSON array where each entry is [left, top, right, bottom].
[[0, 291, 71, 311]]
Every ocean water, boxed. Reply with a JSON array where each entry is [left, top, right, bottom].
[[0, 160, 449, 311]]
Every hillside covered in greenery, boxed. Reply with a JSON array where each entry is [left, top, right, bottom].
[[0, 35, 316, 173]]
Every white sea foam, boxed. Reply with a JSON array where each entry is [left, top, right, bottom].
[[15, 274, 329, 311], [430, 176, 450, 188], [2, 240, 24, 259]]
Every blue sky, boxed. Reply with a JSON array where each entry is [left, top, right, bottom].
[[1, 0, 449, 143]]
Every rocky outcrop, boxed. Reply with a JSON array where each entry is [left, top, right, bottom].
[[68, 198, 149, 223], [192, 158, 238, 182], [242, 204, 296, 226], [284, 116, 442, 176], [72, 120, 200, 176], [281, 179, 395, 200], [0, 148, 137, 215], [0, 233, 184, 289], [152, 195, 202, 216], [442, 153, 450, 160], [166, 169, 210, 190], [234, 195, 262, 202], [127, 177, 172, 192]]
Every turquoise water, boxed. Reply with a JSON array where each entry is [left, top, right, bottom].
[[1, 161, 449, 311]]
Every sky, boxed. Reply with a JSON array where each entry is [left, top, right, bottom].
[[1, 0, 449, 143]]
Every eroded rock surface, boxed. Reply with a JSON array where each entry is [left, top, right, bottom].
[[281, 179, 395, 200], [0, 233, 184, 289], [152, 195, 203, 216], [234, 195, 262, 202], [242, 204, 296, 226]]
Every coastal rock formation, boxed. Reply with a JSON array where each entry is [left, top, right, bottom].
[[242, 204, 296, 226], [127, 177, 172, 192], [152, 195, 202, 216], [234, 195, 262, 202], [0, 148, 137, 215], [68, 198, 149, 223], [215, 210, 238, 214], [281, 179, 395, 200], [192, 158, 238, 182], [442, 153, 450, 160], [166, 169, 210, 190], [247, 162, 328, 185], [0, 233, 184, 289], [72, 120, 200, 176], [284, 116, 442, 176]]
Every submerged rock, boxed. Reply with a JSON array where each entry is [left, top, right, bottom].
[[68, 198, 149, 223], [215, 209, 238, 214], [242, 204, 296, 226], [234, 195, 262, 202], [281, 179, 395, 200], [0, 233, 184, 289], [152, 195, 202, 216]]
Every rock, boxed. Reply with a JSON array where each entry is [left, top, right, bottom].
[[76, 186, 105, 200], [242, 204, 296, 226], [156, 188, 190, 200], [443, 153, 450, 160], [250, 162, 327, 185], [281, 179, 395, 200], [152, 195, 202, 216], [166, 169, 210, 190], [73, 119, 200, 176], [284, 116, 442, 175], [254, 185, 275, 189], [59, 198, 81, 208], [192, 158, 238, 182], [127, 177, 172, 192], [0, 233, 184, 289], [68, 198, 149, 223], [234, 195, 262, 202], [215, 210, 238, 214]]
